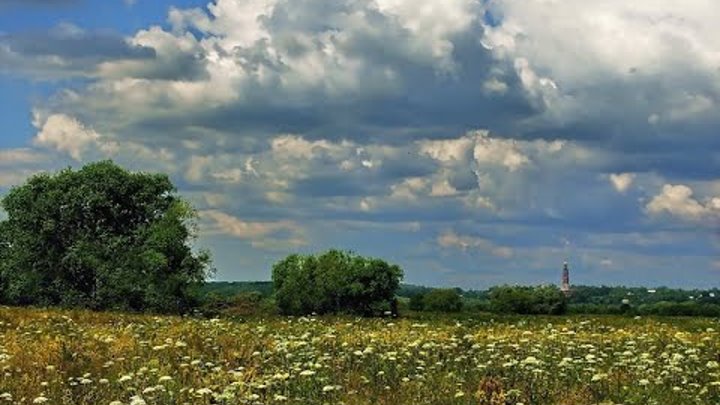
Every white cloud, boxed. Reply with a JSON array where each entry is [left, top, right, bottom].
[[473, 133, 529, 172], [481, 0, 720, 127], [374, 0, 478, 72], [0, 148, 46, 165], [482, 77, 508, 95], [359, 197, 374, 212], [418, 135, 475, 163], [202, 193, 227, 208], [462, 192, 496, 211], [201, 209, 305, 247], [429, 179, 458, 197], [32, 113, 104, 160], [437, 231, 513, 258], [97, 26, 203, 80], [266, 191, 291, 204], [645, 184, 720, 221], [609, 173, 635, 193], [211, 168, 244, 183], [390, 177, 429, 201], [420, 130, 568, 173], [185, 155, 212, 182], [270, 135, 349, 160], [0, 169, 38, 188]]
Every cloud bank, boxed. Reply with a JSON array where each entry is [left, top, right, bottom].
[[1, 0, 719, 287]]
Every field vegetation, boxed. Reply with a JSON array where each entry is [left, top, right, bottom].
[[1, 307, 719, 405]]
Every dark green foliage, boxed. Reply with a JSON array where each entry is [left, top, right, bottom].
[[398, 284, 433, 298], [567, 286, 720, 316], [489, 285, 567, 315], [568, 286, 720, 306], [0, 161, 211, 313], [635, 301, 720, 317], [423, 288, 463, 312], [408, 292, 426, 311], [271, 249, 403, 316], [200, 290, 268, 317], [200, 281, 274, 298], [195, 283, 720, 318]]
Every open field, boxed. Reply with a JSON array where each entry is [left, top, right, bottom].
[[0, 307, 719, 405]]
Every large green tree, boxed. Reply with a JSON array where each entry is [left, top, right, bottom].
[[272, 250, 403, 316], [0, 161, 211, 313]]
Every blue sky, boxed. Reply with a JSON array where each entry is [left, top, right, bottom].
[[1, 0, 719, 288]]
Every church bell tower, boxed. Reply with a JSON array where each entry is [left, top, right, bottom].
[[561, 260, 571, 296]]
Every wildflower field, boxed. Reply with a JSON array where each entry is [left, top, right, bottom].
[[0, 307, 719, 405]]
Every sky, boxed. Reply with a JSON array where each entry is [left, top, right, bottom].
[[1, 0, 719, 289]]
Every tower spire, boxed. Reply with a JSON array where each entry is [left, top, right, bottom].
[[561, 260, 570, 296]]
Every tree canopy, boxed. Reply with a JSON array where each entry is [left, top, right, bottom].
[[272, 250, 403, 316], [420, 288, 464, 312], [0, 161, 211, 313], [488, 285, 567, 315]]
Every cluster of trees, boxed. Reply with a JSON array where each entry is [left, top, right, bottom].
[[272, 250, 403, 316], [569, 301, 720, 317], [200, 281, 274, 299], [408, 288, 463, 312], [487, 285, 568, 315], [403, 285, 569, 315], [0, 162, 211, 314]]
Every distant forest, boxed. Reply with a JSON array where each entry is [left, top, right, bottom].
[[201, 281, 720, 316]]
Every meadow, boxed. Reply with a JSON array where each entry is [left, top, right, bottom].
[[0, 307, 719, 405]]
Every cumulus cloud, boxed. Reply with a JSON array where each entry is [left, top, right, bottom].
[[437, 230, 513, 258], [645, 184, 720, 221], [472, 131, 530, 172], [270, 135, 350, 160], [0, 23, 154, 79], [32, 113, 106, 160], [30, 112, 178, 175], [201, 209, 306, 249], [97, 26, 205, 81], [94, 0, 476, 115], [429, 179, 459, 197], [0, 169, 39, 188], [0, 148, 46, 165], [481, 0, 720, 133], [418, 136, 474, 163], [609, 173, 635, 193]]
